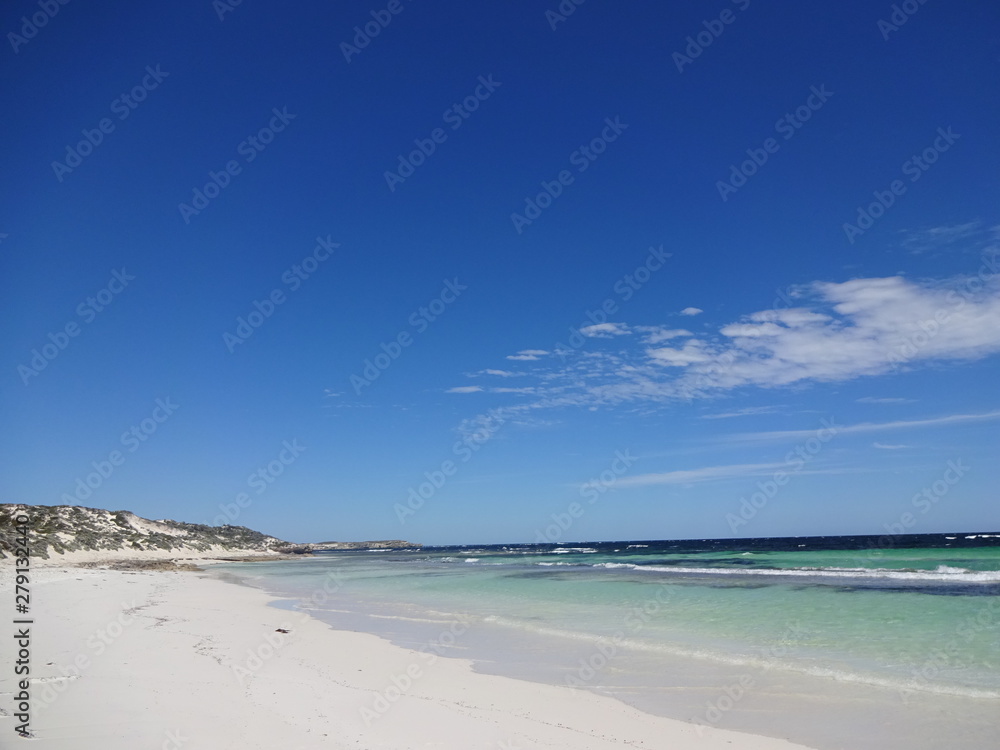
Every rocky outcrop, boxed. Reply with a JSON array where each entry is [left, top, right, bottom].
[[0, 504, 287, 559]]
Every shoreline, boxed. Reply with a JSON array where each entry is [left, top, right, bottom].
[[223, 556, 1000, 750], [0, 560, 816, 749], [16, 546, 296, 567]]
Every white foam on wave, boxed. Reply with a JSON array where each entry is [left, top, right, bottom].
[[935, 565, 970, 574], [367, 613, 462, 624], [593, 562, 1000, 583]]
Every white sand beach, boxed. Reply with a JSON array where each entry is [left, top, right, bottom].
[[0, 556, 817, 749]]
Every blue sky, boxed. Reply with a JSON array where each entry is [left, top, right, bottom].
[[2, 0, 999, 545]]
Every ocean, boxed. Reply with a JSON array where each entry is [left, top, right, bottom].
[[214, 533, 1000, 750]]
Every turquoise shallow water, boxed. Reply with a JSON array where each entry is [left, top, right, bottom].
[[215, 535, 1000, 750]]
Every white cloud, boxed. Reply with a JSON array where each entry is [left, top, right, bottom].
[[580, 322, 631, 338], [506, 349, 549, 361], [647, 340, 714, 367], [492, 387, 535, 394], [873, 442, 908, 450], [447, 386, 484, 394], [481, 369, 519, 377], [476, 272, 1000, 412], [680, 307, 703, 316], [669, 275, 1000, 394], [856, 397, 915, 404]]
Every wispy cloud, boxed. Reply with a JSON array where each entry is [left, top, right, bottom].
[[873, 442, 908, 450], [680, 307, 703, 316], [468, 369, 524, 378], [616, 462, 786, 487], [701, 405, 780, 419], [856, 397, 915, 404], [730, 410, 1000, 443], [450, 385, 536, 395], [462, 273, 1000, 411], [636, 326, 693, 344], [581, 322, 631, 338], [447, 385, 484, 394], [506, 349, 548, 361], [648, 340, 714, 367], [900, 221, 982, 254]]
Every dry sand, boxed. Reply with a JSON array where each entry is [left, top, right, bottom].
[[0, 555, 816, 749]]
